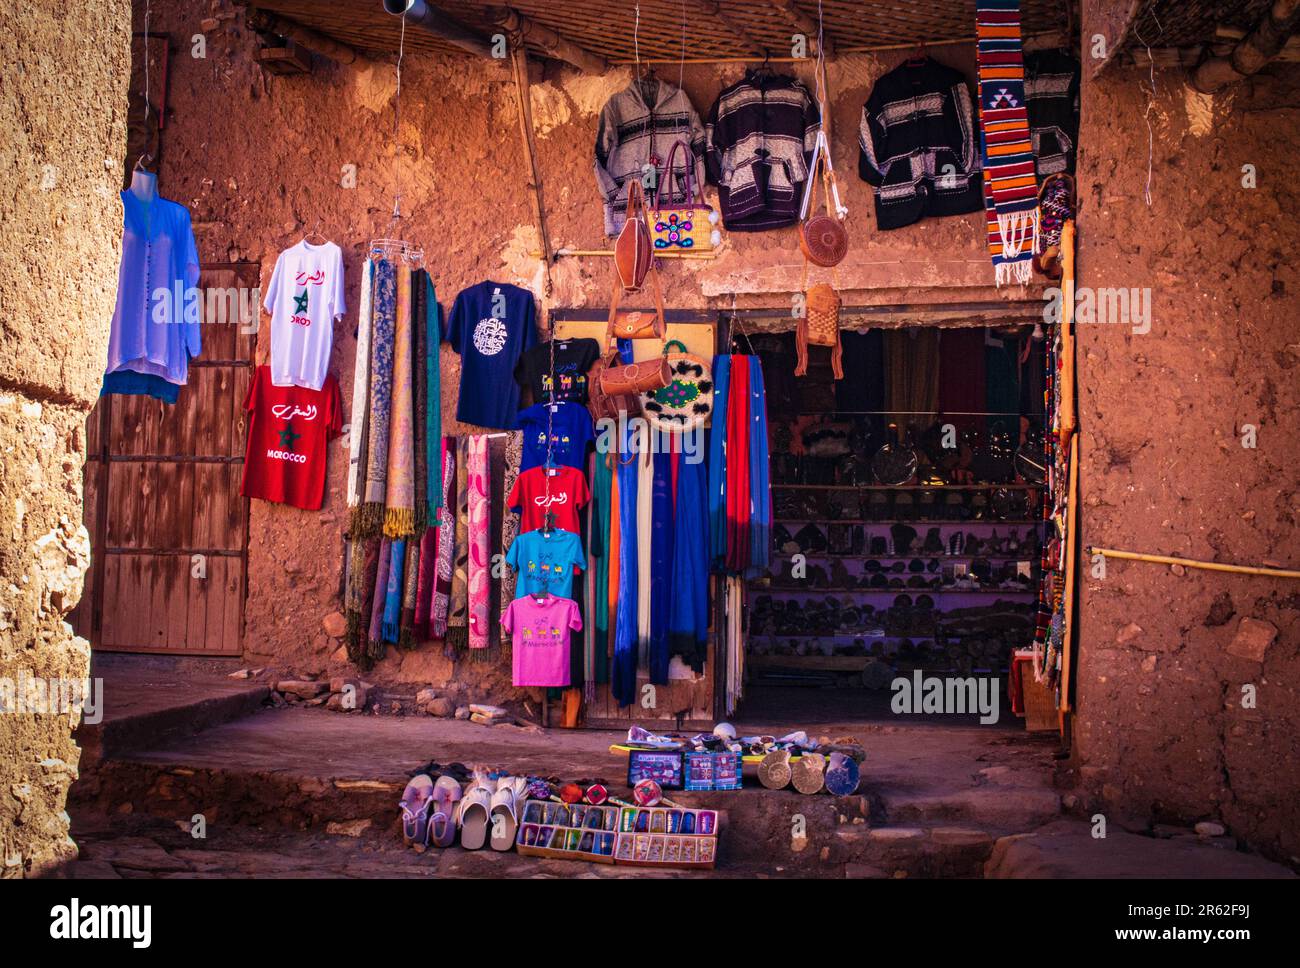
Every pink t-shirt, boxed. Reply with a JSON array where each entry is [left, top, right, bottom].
[[503, 594, 583, 688]]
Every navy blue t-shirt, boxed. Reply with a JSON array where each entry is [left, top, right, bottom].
[[445, 281, 538, 430], [517, 402, 595, 471]]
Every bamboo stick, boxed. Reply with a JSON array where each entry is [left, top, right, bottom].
[[1059, 434, 1079, 723], [1087, 548, 1300, 580], [510, 45, 554, 294], [530, 248, 717, 260]]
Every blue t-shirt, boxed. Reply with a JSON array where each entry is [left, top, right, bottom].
[[445, 281, 538, 430], [517, 402, 595, 471], [506, 528, 585, 599]]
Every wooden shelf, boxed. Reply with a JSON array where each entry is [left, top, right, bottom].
[[773, 483, 1045, 491], [757, 585, 1037, 595]]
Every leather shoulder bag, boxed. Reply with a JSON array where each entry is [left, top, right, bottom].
[[606, 267, 667, 342], [615, 178, 654, 291]]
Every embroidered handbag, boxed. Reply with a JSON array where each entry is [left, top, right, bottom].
[[640, 339, 714, 432], [615, 178, 654, 291], [796, 273, 843, 380], [650, 141, 716, 252], [606, 269, 667, 342], [798, 129, 849, 268]]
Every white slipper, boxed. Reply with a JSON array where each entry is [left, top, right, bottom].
[[488, 787, 519, 851], [458, 787, 493, 850]]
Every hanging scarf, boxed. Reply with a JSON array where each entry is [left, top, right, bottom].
[[725, 359, 751, 573], [413, 523, 438, 641], [607, 455, 621, 662], [707, 355, 731, 571], [498, 431, 523, 614], [360, 260, 396, 534], [590, 450, 613, 686], [635, 445, 654, 664], [613, 423, 639, 708], [976, 0, 1038, 286], [426, 277, 442, 518], [746, 356, 772, 577], [411, 269, 428, 534], [383, 264, 416, 536], [381, 538, 406, 643], [466, 434, 491, 650], [368, 536, 392, 656], [345, 535, 381, 666], [346, 258, 374, 527], [446, 436, 471, 649], [669, 447, 709, 673], [433, 438, 456, 642], [399, 537, 419, 648], [648, 449, 675, 684]]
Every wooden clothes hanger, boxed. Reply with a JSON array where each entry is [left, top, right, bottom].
[[303, 216, 327, 245], [906, 41, 927, 66]]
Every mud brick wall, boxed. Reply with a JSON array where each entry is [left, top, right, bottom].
[[1072, 36, 1300, 861], [0, 1, 130, 876]]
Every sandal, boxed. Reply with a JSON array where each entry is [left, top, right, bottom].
[[458, 786, 494, 850], [489, 785, 520, 851], [428, 775, 463, 848], [399, 774, 436, 846]]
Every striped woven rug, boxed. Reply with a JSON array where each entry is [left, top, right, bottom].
[[976, 0, 1039, 286]]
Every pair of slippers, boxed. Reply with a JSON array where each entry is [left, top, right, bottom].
[[400, 774, 463, 848], [459, 773, 528, 851]]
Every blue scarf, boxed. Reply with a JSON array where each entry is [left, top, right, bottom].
[[707, 355, 731, 571], [648, 450, 675, 684], [613, 420, 640, 708], [669, 451, 709, 672], [381, 538, 406, 643]]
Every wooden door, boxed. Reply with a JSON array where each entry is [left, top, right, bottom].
[[74, 263, 257, 655]]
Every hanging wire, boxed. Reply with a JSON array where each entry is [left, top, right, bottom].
[[143, 0, 151, 129], [393, 10, 407, 223], [633, 0, 641, 77], [1132, 0, 1163, 208]]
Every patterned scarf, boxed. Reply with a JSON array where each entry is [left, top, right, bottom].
[[345, 258, 374, 527], [466, 434, 491, 650], [368, 535, 392, 656], [433, 438, 456, 642], [399, 537, 419, 648], [425, 278, 442, 521], [498, 431, 523, 612], [411, 269, 428, 534], [383, 265, 416, 536], [446, 436, 470, 649], [345, 535, 382, 667], [360, 260, 396, 534], [976, 0, 1038, 286]]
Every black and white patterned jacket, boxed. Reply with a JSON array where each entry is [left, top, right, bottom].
[[1025, 50, 1080, 179], [705, 70, 821, 232], [857, 58, 983, 230]]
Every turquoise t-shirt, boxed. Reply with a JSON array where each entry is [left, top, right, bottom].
[[506, 528, 585, 599]]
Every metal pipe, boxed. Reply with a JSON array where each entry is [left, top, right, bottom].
[[381, 0, 494, 59]]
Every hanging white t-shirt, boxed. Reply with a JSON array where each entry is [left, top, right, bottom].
[[264, 239, 346, 390]]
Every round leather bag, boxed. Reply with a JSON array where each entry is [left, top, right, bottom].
[[800, 212, 849, 267], [640, 340, 713, 432]]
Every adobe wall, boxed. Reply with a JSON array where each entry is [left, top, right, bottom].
[[0, 2, 130, 875], [1071, 49, 1300, 860], [151, 2, 1027, 704]]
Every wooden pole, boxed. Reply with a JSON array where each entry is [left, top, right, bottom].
[[765, 0, 836, 58], [1087, 548, 1300, 580], [509, 45, 554, 295], [486, 6, 609, 74], [246, 9, 364, 64]]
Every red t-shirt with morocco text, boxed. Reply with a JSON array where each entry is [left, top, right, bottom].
[[240, 365, 342, 510]]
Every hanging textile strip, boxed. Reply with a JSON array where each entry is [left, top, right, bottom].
[[425, 276, 443, 519], [399, 537, 420, 648], [590, 449, 613, 689], [466, 434, 492, 651], [976, 0, 1038, 286], [669, 443, 709, 673], [725, 359, 752, 574], [383, 264, 416, 536], [413, 520, 437, 641], [345, 258, 375, 528], [368, 535, 393, 659], [746, 356, 772, 577], [381, 538, 407, 643], [707, 355, 731, 572], [612, 420, 639, 708], [411, 269, 429, 534], [648, 449, 675, 685], [498, 431, 523, 614], [607, 452, 621, 666], [446, 436, 471, 650], [346, 535, 381, 666], [635, 445, 654, 666], [360, 259, 397, 534], [432, 438, 456, 643]]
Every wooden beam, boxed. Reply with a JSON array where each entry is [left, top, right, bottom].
[[486, 6, 609, 73], [245, 8, 363, 64], [1193, 0, 1300, 92], [1083, 0, 1143, 77], [691, 1, 767, 57], [509, 44, 555, 295], [382, 0, 494, 59], [764, 0, 835, 58]]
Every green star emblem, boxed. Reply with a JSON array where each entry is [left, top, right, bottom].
[[293, 289, 309, 314], [278, 424, 301, 451]]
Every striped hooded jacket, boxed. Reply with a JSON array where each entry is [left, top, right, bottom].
[[857, 58, 984, 230]]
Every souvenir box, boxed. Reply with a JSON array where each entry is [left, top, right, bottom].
[[514, 800, 619, 864], [613, 806, 721, 870], [683, 751, 743, 791], [626, 749, 684, 789]]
